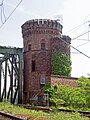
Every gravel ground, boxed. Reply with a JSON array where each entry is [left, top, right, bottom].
[[0, 115, 12, 120]]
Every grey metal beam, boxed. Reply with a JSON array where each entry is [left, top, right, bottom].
[[18, 54, 23, 104], [0, 46, 23, 55], [0, 63, 1, 101], [4, 60, 7, 99], [10, 57, 14, 104]]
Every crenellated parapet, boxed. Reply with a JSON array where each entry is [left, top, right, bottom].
[[21, 19, 63, 37]]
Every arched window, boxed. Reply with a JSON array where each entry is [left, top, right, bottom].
[[40, 39, 46, 50], [41, 43, 45, 50], [28, 44, 31, 51]]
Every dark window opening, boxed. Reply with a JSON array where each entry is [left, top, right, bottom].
[[40, 78, 45, 88], [40, 84, 45, 88], [41, 43, 45, 50], [38, 95, 43, 101], [28, 44, 31, 51], [40, 78, 45, 84], [32, 60, 35, 72]]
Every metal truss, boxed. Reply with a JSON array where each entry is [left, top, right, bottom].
[[0, 46, 23, 104]]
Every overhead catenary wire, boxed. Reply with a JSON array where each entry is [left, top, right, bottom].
[[1, 5, 6, 23], [65, 21, 90, 50], [71, 52, 80, 54], [71, 29, 90, 41], [0, 0, 6, 24], [72, 38, 90, 41], [0, 0, 4, 6], [62, 21, 90, 54], [60, 35, 90, 58], [0, 0, 23, 29], [61, 27, 90, 58], [0, 2, 3, 6], [64, 21, 87, 35], [2, 3, 6, 22], [63, 21, 90, 48], [76, 41, 90, 48]]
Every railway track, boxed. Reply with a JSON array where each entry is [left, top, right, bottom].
[[1, 106, 90, 119], [0, 111, 27, 120], [58, 109, 90, 118], [23, 105, 90, 118]]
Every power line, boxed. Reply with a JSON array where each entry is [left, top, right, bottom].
[[0, 3, 3, 6], [2, 4, 6, 22], [72, 29, 90, 41], [76, 41, 90, 48], [0, 0, 6, 24], [60, 36, 90, 58], [1, 5, 6, 23], [0, 0, 4, 6], [70, 28, 90, 48], [64, 22, 87, 35], [72, 38, 90, 41], [71, 52, 80, 54], [0, 0, 23, 29], [61, 27, 90, 58], [63, 20, 90, 50], [71, 45, 90, 58]]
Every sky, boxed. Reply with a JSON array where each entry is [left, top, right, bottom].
[[0, 0, 90, 77]]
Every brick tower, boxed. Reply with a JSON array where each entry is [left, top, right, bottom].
[[21, 19, 71, 103]]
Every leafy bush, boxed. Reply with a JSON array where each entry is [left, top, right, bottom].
[[43, 76, 90, 110], [43, 84, 54, 98], [51, 53, 72, 76]]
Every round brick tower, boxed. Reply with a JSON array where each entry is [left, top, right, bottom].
[[21, 19, 71, 103]]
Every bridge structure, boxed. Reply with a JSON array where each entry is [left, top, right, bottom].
[[0, 46, 23, 104]]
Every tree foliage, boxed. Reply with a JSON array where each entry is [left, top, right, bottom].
[[51, 53, 72, 76]]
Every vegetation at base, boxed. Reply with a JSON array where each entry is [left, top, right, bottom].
[[51, 53, 72, 76], [0, 77, 90, 120], [43, 76, 90, 111], [0, 102, 89, 120]]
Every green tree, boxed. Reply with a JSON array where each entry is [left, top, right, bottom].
[[51, 53, 71, 76]]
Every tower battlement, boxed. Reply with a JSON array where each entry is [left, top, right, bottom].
[[21, 19, 63, 33]]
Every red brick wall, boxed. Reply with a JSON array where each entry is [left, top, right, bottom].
[[50, 37, 70, 56], [51, 75, 78, 87]]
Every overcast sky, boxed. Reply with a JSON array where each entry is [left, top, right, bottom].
[[0, 0, 90, 77]]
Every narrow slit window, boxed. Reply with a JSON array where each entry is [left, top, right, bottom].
[[32, 60, 35, 72]]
